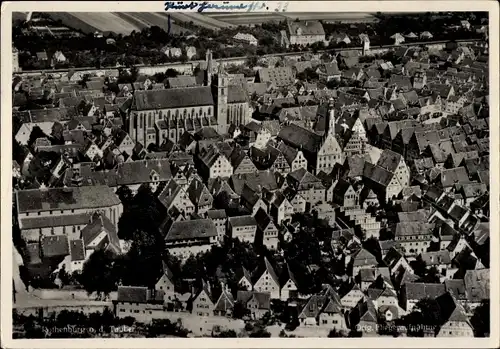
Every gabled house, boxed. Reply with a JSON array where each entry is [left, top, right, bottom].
[[280, 263, 299, 301], [228, 215, 258, 244], [237, 267, 254, 291], [400, 282, 446, 312], [213, 289, 235, 317], [435, 292, 474, 337], [350, 248, 378, 276], [339, 283, 364, 310], [253, 257, 280, 299], [236, 291, 271, 319], [254, 208, 279, 250], [187, 178, 213, 215], [191, 282, 215, 317], [158, 179, 195, 216], [155, 261, 176, 303]]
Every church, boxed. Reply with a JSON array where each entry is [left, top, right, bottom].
[[126, 50, 250, 148]]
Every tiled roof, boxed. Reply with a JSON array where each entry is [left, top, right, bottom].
[[257, 67, 295, 87], [206, 209, 227, 220], [132, 87, 214, 111], [395, 222, 434, 237], [403, 282, 446, 301], [117, 285, 148, 303], [288, 20, 325, 36], [69, 239, 85, 261], [165, 219, 217, 241], [19, 213, 92, 230], [236, 291, 270, 309], [81, 213, 119, 250], [16, 186, 120, 214], [41, 235, 69, 258], [26, 243, 42, 265], [214, 289, 235, 312]]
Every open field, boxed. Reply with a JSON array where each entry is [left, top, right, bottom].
[[161, 12, 233, 30], [205, 13, 286, 25], [46, 12, 141, 35], [117, 12, 191, 35], [281, 12, 378, 23], [205, 12, 378, 25], [113, 12, 150, 31]]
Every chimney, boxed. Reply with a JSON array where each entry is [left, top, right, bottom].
[[168, 187, 172, 196]]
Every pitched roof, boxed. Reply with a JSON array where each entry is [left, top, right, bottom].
[[352, 248, 377, 267], [257, 67, 295, 87], [19, 213, 92, 230], [214, 289, 235, 312], [80, 213, 119, 249], [165, 219, 217, 241], [117, 285, 148, 303], [403, 282, 446, 300], [299, 294, 327, 319], [132, 87, 214, 111], [395, 222, 434, 237], [41, 235, 69, 258], [376, 149, 403, 173], [236, 291, 270, 309], [69, 239, 85, 261], [16, 186, 120, 214], [229, 215, 257, 227], [288, 20, 325, 36]]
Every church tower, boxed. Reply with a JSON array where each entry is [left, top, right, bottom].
[[325, 97, 336, 138], [214, 63, 228, 134], [205, 49, 214, 87]]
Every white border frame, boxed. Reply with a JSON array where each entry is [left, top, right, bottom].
[[1, 1, 499, 348]]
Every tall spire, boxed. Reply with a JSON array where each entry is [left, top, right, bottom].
[[327, 97, 335, 137], [205, 49, 213, 86]]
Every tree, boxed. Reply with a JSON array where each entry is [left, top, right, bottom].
[[414, 298, 442, 328], [78, 249, 119, 298], [232, 301, 251, 320], [165, 68, 179, 78], [422, 266, 441, 283], [411, 255, 428, 277], [118, 185, 163, 240], [212, 329, 237, 337], [27, 126, 49, 150], [470, 299, 490, 337], [50, 122, 64, 145], [146, 319, 189, 338], [328, 328, 346, 337], [246, 55, 258, 68], [116, 185, 133, 206], [249, 324, 271, 337]]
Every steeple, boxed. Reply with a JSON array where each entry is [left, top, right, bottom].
[[205, 49, 213, 87], [326, 97, 335, 137]]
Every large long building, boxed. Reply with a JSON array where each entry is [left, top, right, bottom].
[[127, 51, 250, 147], [16, 185, 122, 242]]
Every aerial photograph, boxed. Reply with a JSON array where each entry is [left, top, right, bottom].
[[11, 11, 490, 338]]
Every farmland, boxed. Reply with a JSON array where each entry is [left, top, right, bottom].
[[42, 12, 377, 36], [162, 12, 233, 30], [280, 12, 378, 23], [116, 12, 192, 35], [204, 13, 286, 25], [204, 12, 378, 25], [46, 12, 142, 35]]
